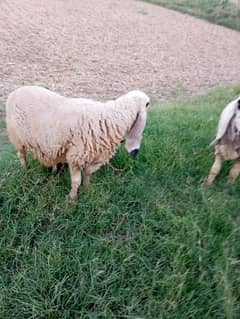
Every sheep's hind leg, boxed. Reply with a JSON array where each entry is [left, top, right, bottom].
[[17, 148, 27, 168], [68, 164, 82, 202], [203, 153, 223, 186], [52, 163, 66, 174], [52, 165, 58, 173], [228, 160, 240, 183], [83, 163, 102, 187]]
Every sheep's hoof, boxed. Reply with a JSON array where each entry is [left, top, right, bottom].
[[228, 177, 236, 184], [201, 178, 212, 187], [67, 192, 78, 203], [19, 161, 27, 169]]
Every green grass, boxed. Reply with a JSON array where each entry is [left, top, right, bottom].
[[0, 109, 8, 153], [142, 0, 240, 31], [1, 86, 240, 318]]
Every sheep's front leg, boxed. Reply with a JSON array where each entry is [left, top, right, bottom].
[[68, 165, 81, 202], [17, 149, 27, 168], [203, 153, 223, 186], [83, 163, 102, 187], [228, 160, 240, 183]]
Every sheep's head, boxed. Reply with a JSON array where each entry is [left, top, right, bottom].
[[123, 90, 150, 158]]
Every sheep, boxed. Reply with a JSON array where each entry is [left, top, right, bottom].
[[203, 96, 240, 186], [6, 86, 150, 201]]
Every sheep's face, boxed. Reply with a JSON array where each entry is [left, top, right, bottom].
[[124, 91, 150, 158]]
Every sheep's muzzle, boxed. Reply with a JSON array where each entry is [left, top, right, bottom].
[[130, 149, 139, 158]]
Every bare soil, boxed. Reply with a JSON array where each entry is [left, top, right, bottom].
[[0, 0, 240, 105]]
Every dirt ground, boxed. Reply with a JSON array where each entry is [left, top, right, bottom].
[[0, 0, 240, 106]]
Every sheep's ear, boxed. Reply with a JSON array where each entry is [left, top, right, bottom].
[[209, 138, 218, 147], [127, 110, 147, 141], [213, 99, 238, 144], [237, 99, 240, 110], [124, 110, 147, 153]]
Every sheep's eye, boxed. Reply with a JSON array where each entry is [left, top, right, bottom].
[[146, 102, 150, 108]]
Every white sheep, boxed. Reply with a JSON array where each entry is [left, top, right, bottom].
[[6, 86, 150, 201], [204, 95, 240, 186]]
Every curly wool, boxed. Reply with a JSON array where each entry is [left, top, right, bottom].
[[6, 86, 148, 169]]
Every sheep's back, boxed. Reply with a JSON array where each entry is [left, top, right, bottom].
[[6, 86, 75, 162]]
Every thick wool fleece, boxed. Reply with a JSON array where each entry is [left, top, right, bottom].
[[6, 86, 149, 169]]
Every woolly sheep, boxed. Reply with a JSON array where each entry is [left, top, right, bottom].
[[203, 96, 240, 186], [6, 86, 150, 201]]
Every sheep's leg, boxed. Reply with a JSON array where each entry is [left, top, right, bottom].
[[228, 160, 240, 183], [17, 148, 27, 168], [52, 163, 65, 174], [68, 165, 81, 202], [82, 170, 90, 187], [83, 163, 102, 187], [52, 165, 58, 173], [203, 154, 223, 186]]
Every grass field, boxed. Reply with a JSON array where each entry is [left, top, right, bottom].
[[142, 0, 240, 31], [1, 87, 240, 318]]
